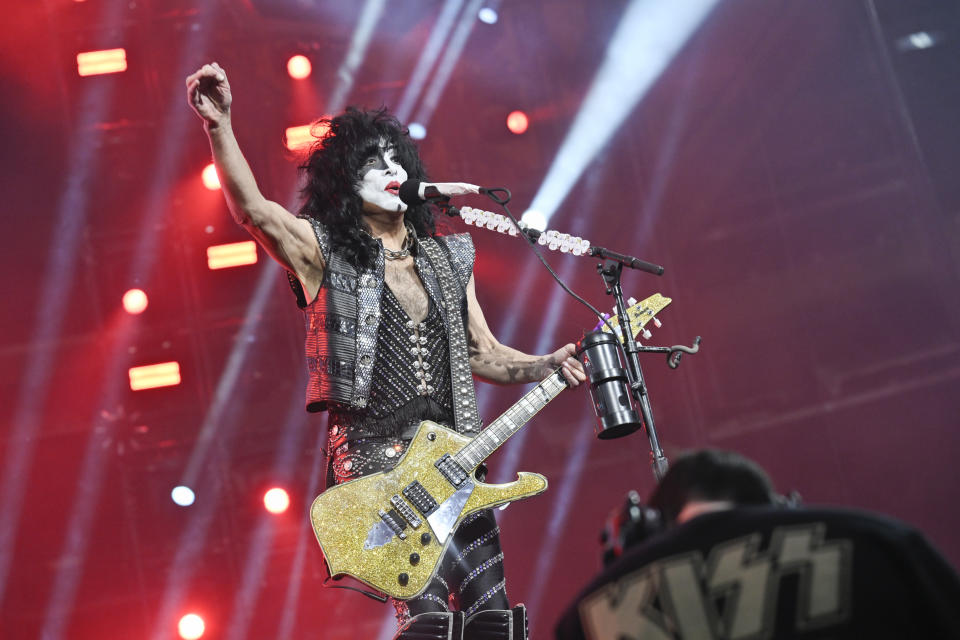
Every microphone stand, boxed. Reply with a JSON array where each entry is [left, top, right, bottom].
[[597, 258, 670, 482], [448, 190, 700, 482]]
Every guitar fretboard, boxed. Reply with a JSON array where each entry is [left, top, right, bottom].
[[454, 371, 568, 471]]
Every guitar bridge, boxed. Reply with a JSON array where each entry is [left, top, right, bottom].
[[378, 508, 407, 540], [435, 453, 469, 488]]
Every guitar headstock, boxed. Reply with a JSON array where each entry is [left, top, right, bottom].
[[596, 293, 672, 342]]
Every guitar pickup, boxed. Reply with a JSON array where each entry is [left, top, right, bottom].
[[390, 495, 422, 529], [403, 481, 439, 517], [435, 454, 469, 488], [378, 508, 407, 540]]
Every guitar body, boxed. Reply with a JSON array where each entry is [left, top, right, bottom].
[[310, 420, 547, 600]]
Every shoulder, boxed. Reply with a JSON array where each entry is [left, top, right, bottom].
[[436, 231, 474, 255], [436, 231, 475, 268]]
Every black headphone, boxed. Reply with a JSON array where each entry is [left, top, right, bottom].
[[599, 488, 802, 567]]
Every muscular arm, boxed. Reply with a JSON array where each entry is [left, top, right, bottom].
[[466, 275, 585, 387], [186, 63, 323, 299]]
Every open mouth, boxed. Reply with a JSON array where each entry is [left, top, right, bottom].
[[385, 181, 400, 195]]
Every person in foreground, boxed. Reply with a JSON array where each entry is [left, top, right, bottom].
[[186, 62, 585, 639], [555, 448, 960, 640]]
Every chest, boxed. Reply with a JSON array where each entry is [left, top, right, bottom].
[[384, 259, 429, 324]]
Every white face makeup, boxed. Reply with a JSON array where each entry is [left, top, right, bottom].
[[354, 143, 408, 215]]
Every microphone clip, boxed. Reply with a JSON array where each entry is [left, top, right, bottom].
[[421, 185, 461, 217], [421, 185, 459, 217]]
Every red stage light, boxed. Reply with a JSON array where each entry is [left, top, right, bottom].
[[263, 488, 290, 514], [201, 163, 220, 190], [506, 110, 529, 135], [206, 241, 257, 270], [287, 55, 312, 80], [76, 48, 127, 76], [178, 613, 205, 639], [129, 362, 181, 391], [122, 288, 148, 314]]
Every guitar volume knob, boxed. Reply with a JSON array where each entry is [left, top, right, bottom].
[[398, 573, 409, 586], [409, 553, 420, 565], [421, 532, 432, 545]]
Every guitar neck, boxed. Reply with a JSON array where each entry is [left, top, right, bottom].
[[454, 370, 568, 471]]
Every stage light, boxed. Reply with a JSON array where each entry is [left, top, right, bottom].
[[521, 209, 547, 231], [171, 486, 195, 507], [206, 241, 257, 270], [284, 125, 313, 150], [263, 488, 290, 514], [284, 122, 329, 151], [506, 110, 528, 135], [129, 362, 181, 391], [287, 55, 312, 79], [178, 613, 205, 639], [201, 163, 220, 190], [76, 48, 127, 77], [909, 31, 934, 49], [122, 288, 148, 315], [408, 123, 426, 140], [478, 8, 498, 24]]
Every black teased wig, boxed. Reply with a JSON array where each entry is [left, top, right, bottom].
[[297, 107, 435, 269]]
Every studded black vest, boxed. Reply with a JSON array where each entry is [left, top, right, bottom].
[[329, 285, 455, 440]]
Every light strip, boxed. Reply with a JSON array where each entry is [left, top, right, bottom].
[[76, 48, 127, 76], [284, 123, 329, 151], [206, 240, 258, 270], [129, 361, 182, 390]]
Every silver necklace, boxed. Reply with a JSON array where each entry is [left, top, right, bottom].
[[383, 224, 415, 261]]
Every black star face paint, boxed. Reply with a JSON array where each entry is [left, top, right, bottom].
[[355, 142, 408, 214]]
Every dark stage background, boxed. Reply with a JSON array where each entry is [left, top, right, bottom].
[[2, 0, 959, 638]]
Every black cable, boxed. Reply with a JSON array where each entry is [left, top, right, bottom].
[[481, 190, 626, 346]]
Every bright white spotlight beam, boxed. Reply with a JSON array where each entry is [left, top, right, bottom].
[[395, 0, 467, 123], [529, 0, 719, 224], [325, 0, 388, 114]]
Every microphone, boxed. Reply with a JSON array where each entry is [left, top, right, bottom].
[[398, 180, 483, 206]]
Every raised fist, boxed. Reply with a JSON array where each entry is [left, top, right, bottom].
[[186, 62, 232, 126]]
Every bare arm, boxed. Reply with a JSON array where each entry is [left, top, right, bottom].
[[466, 275, 586, 387], [186, 62, 323, 298]]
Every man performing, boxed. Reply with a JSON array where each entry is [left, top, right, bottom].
[[186, 62, 585, 639]]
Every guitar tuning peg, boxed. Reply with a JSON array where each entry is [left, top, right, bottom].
[[628, 297, 637, 306], [653, 317, 662, 328], [641, 329, 652, 340]]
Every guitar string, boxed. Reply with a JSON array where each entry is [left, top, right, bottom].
[[454, 373, 566, 469]]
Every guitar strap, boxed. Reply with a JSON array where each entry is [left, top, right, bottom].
[[418, 236, 481, 435]]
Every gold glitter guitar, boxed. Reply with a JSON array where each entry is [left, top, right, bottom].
[[309, 294, 671, 599]]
